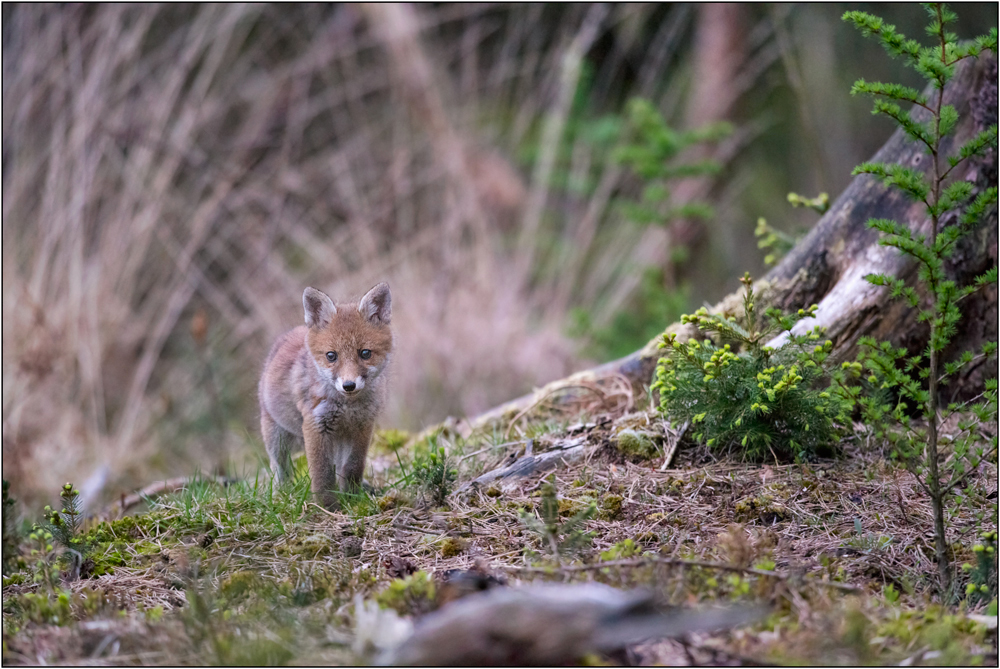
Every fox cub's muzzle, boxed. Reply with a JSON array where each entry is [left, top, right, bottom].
[[338, 377, 365, 394]]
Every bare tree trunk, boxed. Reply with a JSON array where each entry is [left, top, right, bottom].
[[467, 54, 997, 433]]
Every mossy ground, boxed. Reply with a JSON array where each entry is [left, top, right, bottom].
[[2, 405, 997, 666]]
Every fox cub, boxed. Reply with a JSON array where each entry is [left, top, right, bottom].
[[259, 283, 392, 509]]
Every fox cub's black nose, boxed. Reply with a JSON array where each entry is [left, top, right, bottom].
[[343, 381, 357, 392]]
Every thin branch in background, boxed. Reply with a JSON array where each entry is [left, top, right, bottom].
[[769, 5, 831, 189], [515, 3, 609, 294], [636, 4, 692, 98]]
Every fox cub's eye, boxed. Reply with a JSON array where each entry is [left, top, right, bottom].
[[359, 349, 372, 360], [326, 351, 337, 362]]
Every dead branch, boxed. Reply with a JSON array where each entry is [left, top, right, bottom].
[[457, 435, 592, 492]]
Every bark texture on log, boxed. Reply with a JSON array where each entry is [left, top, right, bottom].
[[470, 55, 996, 433]]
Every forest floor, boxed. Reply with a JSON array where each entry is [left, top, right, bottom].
[[2, 389, 997, 666]]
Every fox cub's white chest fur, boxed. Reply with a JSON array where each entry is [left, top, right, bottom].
[[259, 283, 392, 509]]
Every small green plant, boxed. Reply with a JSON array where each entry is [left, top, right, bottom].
[[599, 538, 648, 561], [12, 526, 82, 627], [409, 436, 457, 507], [27, 527, 61, 593], [519, 475, 595, 563], [961, 530, 997, 606], [786, 191, 830, 214], [845, 517, 893, 553], [754, 558, 777, 572], [755, 191, 827, 269], [41, 483, 86, 559], [841, 3, 998, 594], [14, 589, 74, 626], [335, 488, 381, 520], [754, 218, 799, 268], [2, 480, 20, 575], [653, 273, 850, 462], [375, 570, 436, 617], [614, 97, 731, 226], [724, 573, 752, 599], [23, 484, 89, 589]]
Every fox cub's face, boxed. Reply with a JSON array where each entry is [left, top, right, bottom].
[[303, 283, 393, 395]]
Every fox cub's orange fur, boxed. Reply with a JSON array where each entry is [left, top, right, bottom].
[[259, 283, 392, 509]]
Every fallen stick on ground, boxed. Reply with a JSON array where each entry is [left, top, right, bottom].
[[457, 435, 592, 492]]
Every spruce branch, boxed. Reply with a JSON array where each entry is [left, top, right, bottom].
[[850, 79, 929, 107], [841, 11, 922, 63], [944, 125, 999, 178], [852, 163, 931, 203]]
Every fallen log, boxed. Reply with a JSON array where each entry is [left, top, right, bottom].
[[468, 54, 996, 435]]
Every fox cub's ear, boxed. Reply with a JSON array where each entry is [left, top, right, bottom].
[[303, 287, 337, 329], [358, 282, 391, 325]]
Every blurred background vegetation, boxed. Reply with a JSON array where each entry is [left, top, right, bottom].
[[3, 3, 997, 509]]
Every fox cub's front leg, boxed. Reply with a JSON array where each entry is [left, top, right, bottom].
[[302, 420, 339, 510], [301, 419, 373, 509]]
